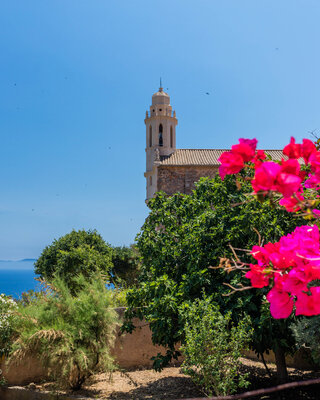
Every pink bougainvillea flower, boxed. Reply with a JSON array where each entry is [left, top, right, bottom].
[[313, 209, 320, 216], [245, 264, 270, 288], [218, 151, 244, 180], [279, 226, 319, 264], [282, 268, 309, 295], [251, 242, 280, 266], [303, 263, 320, 280], [252, 162, 281, 193], [295, 287, 320, 316], [280, 158, 302, 177], [279, 192, 304, 212], [266, 287, 294, 319], [283, 137, 301, 159], [231, 142, 256, 162], [253, 150, 267, 168], [305, 173, 320, 189], [239, 138, 258, 152], [269, 250, 296, 270], [309, 151, 320, 173], [252, 161, 302, 198], [301, 139, 317, 164], [275, 172, 302, 198]]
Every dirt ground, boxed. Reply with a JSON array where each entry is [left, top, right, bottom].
[[32, 358, 320, 400]]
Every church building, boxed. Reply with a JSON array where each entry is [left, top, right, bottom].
[[144, 86, 284, 201]]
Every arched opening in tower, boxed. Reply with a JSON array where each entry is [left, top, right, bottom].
[[159, 124, 163, 147]]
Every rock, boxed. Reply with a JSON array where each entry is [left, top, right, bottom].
[[27, 382, 36, 390]]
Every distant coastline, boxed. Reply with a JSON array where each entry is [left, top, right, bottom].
[[0, 259, 36, 272], [0, 258, 37, 263]]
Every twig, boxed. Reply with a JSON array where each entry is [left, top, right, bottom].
[[231, 248, 251, 253], [222, 283, 254, 296], [252, 227, 261, 246], [181, 376, 320, 400], [229, 244, 240, 263], [260, 352, 273, 380]]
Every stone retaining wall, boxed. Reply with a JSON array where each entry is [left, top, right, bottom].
[[0, 308, 313, 386], [0, 308, 174, 385]]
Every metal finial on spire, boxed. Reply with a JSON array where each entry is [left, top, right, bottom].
[[159, 77, 163, 91]]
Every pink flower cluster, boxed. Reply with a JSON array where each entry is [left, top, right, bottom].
[[219, 137, 320, 318], [218, 137, 319, 213], [245, 225, 320, 319]]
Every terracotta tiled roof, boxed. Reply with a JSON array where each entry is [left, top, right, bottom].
[[159, 149, 288, 166]]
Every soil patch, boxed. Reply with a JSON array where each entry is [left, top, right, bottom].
[[29, 358, 320, 399]]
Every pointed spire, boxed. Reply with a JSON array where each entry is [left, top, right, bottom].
[[159, 77, 163, 92]]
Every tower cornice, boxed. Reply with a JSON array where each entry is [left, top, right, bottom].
[[144, 115, 178, 124]]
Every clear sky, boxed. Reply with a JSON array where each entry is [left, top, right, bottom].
[[0, 0, 320, 259]]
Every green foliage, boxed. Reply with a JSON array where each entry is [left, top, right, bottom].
[[8, 274, 118, 390], [180, 297, 252, 396], [0, 294, 17, 357], [125, 175, 304, 368], [34, 229, 113, 293], [109, 287, 128, 307], [111, 245, 140, 287], [291, 316, 320, 367]]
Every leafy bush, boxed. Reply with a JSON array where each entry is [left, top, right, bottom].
[[34, 229, 113, 293], [180, 297, 252, 396], [8, 274, 118, 390], [291, 316, 320, 367], [0, 294, 17, 357]]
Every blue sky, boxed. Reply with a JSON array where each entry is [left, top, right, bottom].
[[0, 0, 320, 259]]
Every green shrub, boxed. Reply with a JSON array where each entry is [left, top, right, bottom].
[[34, 229, 113, 294], [180, 297, 252, 396], [8, 273, 118, 390], [0, 294, 17, 357]]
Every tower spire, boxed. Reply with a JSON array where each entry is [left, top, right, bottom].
[[159, 77, 163, 92]]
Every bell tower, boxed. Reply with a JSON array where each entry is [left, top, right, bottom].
[[144, 84, 178, 200]]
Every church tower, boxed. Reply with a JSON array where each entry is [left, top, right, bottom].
[[144, 85, 178, 200]]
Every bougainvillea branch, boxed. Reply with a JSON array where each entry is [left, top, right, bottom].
[[182, 376, 320, 400], [217, 137, 320, 319]]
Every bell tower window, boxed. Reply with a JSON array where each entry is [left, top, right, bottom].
[[170, 126, 173, 148], [149, 126, 152, 147], [159, 124, 163, 147]]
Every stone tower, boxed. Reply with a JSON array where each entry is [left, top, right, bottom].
[[144, 85, 178, 199]]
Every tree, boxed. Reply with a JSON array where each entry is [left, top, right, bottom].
[[124, 175, 304, 378], [34, 230, 113, 293]]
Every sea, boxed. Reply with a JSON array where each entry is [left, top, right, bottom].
[[0, 260, 40, 298]]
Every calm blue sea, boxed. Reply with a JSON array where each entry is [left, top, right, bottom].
[[0, 261, 40, 298]]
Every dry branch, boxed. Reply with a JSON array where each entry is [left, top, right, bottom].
[[181, 376, 320, 400]]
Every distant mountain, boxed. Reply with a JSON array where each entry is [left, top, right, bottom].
[[0, 258, 37, 263]]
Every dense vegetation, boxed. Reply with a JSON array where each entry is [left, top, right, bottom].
[[0, 294, 17, 357], [124, 175, 305, 379], [7, 274, 118, 390]]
